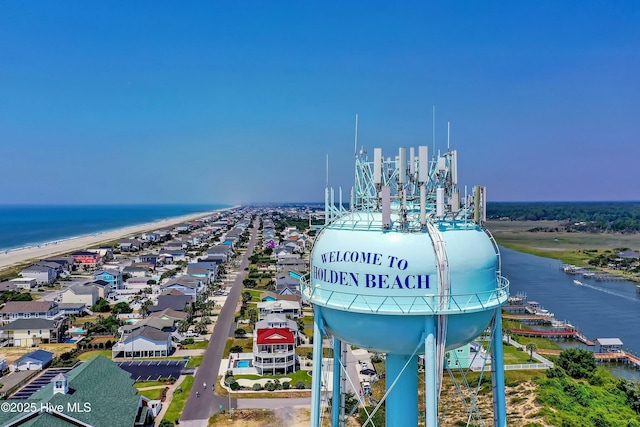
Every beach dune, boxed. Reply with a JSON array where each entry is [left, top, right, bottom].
[[0, 208, 234, 271]]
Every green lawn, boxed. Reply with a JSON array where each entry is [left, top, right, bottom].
[[134, 380, 165, 389], [503, 345, 536, 364], [163, 375, 194, 423], [234, 370, 312, 387], [182, 340, 209, 350], [77, 350, 112, 361], [511, 336, 562, 350], [186, 356, 203, 368], [138, 387, 163, 400]]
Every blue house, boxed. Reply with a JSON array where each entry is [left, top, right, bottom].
[[93, 269, 122, 290]]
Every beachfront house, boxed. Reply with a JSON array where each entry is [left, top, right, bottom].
[[119, 238, 143, 252], [71, 251, 101, 267], [93, 269, 123, 290], [0, 318, 64, 346], [141, 232, 161, 242], [0, 356, 155, 427], [253, 316, 298, 375], [20, 264, 56, 284]]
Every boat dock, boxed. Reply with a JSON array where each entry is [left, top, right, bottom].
[[511, 328, 595, 346]]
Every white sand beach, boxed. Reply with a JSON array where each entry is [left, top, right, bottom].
[[0, 207, 237, 271]]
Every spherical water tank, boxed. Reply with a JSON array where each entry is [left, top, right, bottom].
[[304, 212, 506, 354]]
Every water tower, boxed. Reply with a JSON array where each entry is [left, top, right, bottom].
[[301, 127, 510, 426]]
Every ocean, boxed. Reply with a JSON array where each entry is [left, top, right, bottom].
[[0, 204, 231, 251]]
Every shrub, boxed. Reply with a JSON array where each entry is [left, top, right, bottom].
[[265, 381, 276, 391], [230, 345, 243, 353], [295, 381, 306, 389], [252, 383, 263, 391], [282, 381, 291, 390], [557, 348, 597, 379]]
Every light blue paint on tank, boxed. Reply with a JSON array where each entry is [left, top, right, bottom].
[[303, 212, 507, 354]]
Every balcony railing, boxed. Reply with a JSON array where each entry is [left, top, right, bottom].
[[300, 274, 509, 315]]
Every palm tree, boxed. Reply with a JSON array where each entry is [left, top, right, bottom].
[[526, 342, 538, 362]]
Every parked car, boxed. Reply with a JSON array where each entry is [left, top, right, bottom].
[[360, 368, 376, 376]]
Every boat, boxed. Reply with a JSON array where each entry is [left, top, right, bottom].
[[574, 280, 583, 286]]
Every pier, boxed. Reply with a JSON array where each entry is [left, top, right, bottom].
[[511, 328, 594, 346]]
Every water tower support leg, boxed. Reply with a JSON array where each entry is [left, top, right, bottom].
[[332, 337, 342, 426], [424, 316, 438, 427], [386, 353, 419, 427], [491, 309, 507, 427], [311, 307, 325, 427]]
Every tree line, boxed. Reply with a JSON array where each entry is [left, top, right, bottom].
[[487, 202, 640, 233]]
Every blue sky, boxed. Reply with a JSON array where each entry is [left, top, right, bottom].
[[1, 1, 638, 204]]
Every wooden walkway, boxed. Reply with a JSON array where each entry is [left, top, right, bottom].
[[511, 328, 594, 346]]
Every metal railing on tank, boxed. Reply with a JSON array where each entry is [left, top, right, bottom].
[[300, 274, 509, 315]]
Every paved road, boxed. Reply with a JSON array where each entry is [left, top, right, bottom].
[[180, 219, 259, 423]]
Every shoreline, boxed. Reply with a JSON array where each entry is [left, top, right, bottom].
[[0, 205, 240, 272]]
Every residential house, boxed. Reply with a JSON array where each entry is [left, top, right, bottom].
[[141, 232, 161, 242], [119, 239, 143, 252], [253, 326, 297, 375], [42, 257, 73, 274], [85, 280, 112, 299], [160, 278, 203, 301], [20, 264, 56, 284], [206, 244, 233, 263], [149, 289, 192, 314], [163, 241, 187, 251], [0, 319, 63, 346], [123, 265, 151, 278], [444, 343, 473, 369], [0, 356, 154, 427], [173, 223, 192, 233], [111, 326, 173, 358], [159, 249, 187, 262], [148, 308, 189, 323], [138, 253, 159, 266], [57, 303, 88, 317], [257, 300, 301, 320], [9, 349, 53, 371], [60, 284, 99, 307], [93, 269, 122, 290], [9, 278, 37, 290], [260, 291, 299, 303], [187, 262, 218, 284], [275, 275, 301, 297], [71, 251, 101, 267], [0, 301, 62, 323]]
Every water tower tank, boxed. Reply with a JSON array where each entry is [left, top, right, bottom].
[[302, 144, 509, 427]]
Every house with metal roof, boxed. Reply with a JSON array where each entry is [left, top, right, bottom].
[[9, 349, 53, 371], [0, 356, 154, 426]]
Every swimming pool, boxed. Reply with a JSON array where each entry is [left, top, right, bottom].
[[235, 360, 251, 368]]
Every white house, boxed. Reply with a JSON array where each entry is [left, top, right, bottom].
[[111, 326, 173, 359]]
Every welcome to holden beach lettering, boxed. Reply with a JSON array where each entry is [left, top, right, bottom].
[[313, 250, 430, 289]]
